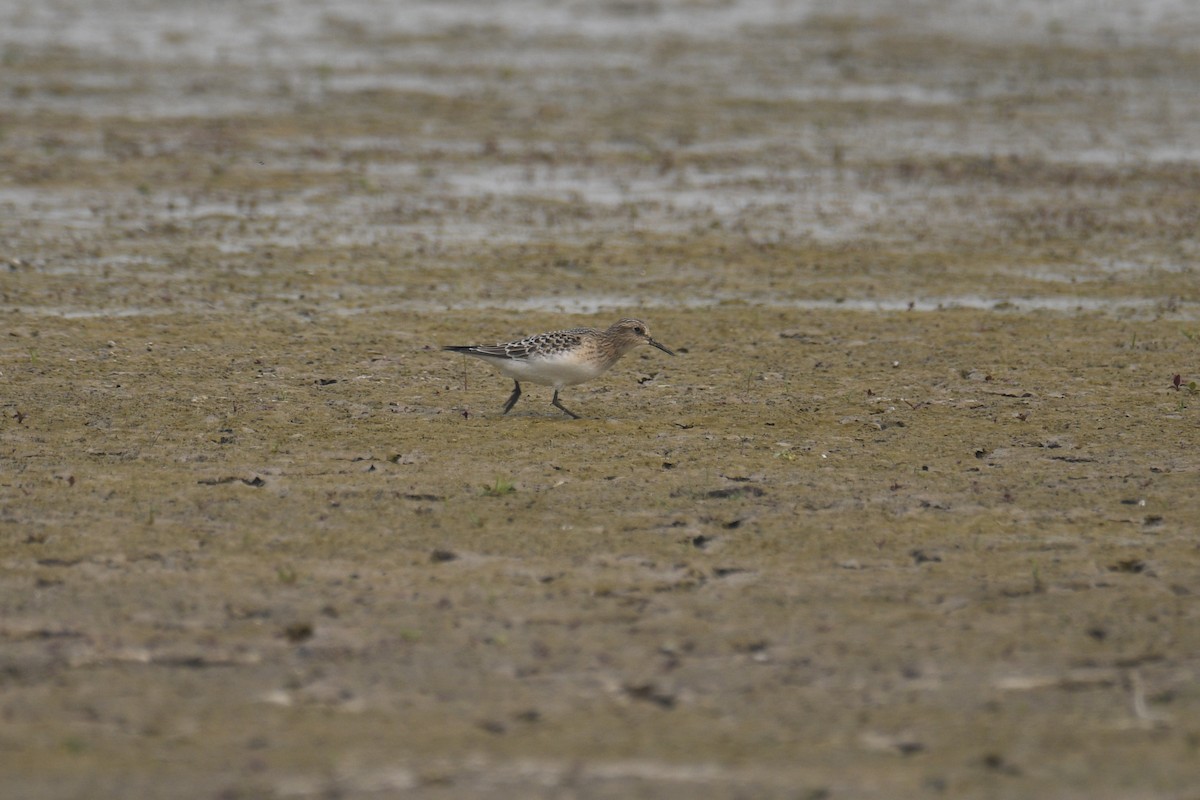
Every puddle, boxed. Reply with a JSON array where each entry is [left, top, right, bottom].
[[9, 291, 1190, 321]]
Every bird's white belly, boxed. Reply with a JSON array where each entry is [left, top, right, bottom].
[[493, 352, 607, 388]]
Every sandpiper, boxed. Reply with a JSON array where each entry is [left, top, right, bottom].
[[444, 318, 675, 418]]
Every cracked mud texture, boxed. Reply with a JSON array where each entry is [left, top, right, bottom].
[[2, 2, 1200, 798]]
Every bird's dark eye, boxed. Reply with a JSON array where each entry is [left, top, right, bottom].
[[634, 326, 645, 335]]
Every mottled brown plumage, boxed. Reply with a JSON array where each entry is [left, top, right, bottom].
[[444, 318, 675, 418]]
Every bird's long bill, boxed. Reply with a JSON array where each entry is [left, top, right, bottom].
[[649, 338, 676, 356]]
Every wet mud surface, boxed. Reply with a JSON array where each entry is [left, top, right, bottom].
[[2, 2, 1200, 797]]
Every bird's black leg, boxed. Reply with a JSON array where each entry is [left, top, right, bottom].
[[502, 381, 522, 414], [551, 390, 580, 419]]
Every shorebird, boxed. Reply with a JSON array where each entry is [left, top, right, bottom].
[[443, 318, 675, 418]]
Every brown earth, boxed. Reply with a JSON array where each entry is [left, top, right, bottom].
[[2, 3, 1199, 798]]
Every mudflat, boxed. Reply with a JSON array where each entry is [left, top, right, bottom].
[[2, 2, 1199, 798]]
